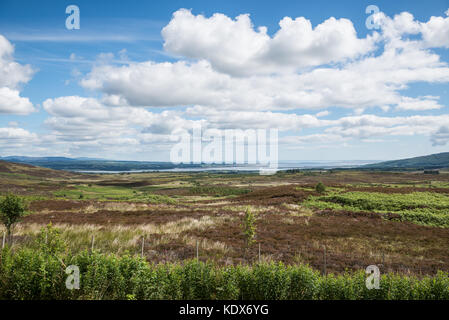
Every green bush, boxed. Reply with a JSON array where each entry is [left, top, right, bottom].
[[0, 194, 27, 240], [241, 207, 256, 248], [0, 226, 448, 300], [315, 182, 326, 194], [146, 194, 177, 205]]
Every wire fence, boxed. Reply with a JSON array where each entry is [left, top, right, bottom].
[[2, 230, 447, 277], [287, 242, 446, 276]]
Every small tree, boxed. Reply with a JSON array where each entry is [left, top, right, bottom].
[[0, 193, 27, 242], [36, 223, 66, 256], [315, 182, 326, 194], [241, 206, 257, 250]]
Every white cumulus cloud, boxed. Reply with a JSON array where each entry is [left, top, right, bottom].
[[0, 34, 35, 115], [162, 9, 376, 76]]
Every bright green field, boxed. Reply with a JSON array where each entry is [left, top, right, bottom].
[[53, 185, 177, 204], [304, 191, 449, 227]]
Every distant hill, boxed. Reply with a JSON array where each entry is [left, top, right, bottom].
[[0, 156, 206, 172], [1, 156, 104, 162], [2, 153, 448, 172], [362, 152, 449, 170], [0, 160, 81, 178]]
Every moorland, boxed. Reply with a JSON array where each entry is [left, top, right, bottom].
[[1, 160, 448, 277]]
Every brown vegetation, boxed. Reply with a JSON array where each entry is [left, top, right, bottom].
[[2, 161, 449, 276]]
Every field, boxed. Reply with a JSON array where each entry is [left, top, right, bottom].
[[1, 160, 448, 283]]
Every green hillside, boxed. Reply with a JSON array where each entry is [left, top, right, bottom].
[[363, 152, 449, 170]]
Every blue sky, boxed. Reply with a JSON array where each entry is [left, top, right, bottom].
[[0, 0, 449, 161]]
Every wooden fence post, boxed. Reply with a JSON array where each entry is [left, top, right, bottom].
[[91, 235, 95, 252], [141, 236, 145, 258], [196, 240, 199, 261], [323, 246, 327, 275]]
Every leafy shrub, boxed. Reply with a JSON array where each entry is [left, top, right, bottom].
[[315, 182, 326, 194], [146, 194, 177, 205], [287, 264, 320, 299], [0, 194, 27, 240], [35, 223, 67, 256], [241, 207, 257, 248], [0, 227, 448, 300]]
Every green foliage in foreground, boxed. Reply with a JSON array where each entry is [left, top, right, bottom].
[[304, 191, 449, 227], [0, 226, 447, 300]]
